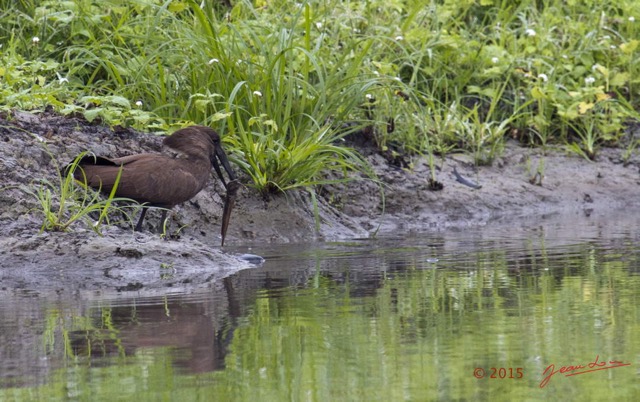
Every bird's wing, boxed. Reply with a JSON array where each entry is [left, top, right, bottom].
[[73, 155, 121, 190], [76, 154, 208, 207]]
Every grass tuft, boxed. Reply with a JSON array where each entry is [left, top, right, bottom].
[[21, 149, 134, 234]]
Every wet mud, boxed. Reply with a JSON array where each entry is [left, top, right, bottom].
[[1, 110, 639, 293]]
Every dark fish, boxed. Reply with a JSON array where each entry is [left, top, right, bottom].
[[453, 167, 482, 190], [238, 253, 265, 265]]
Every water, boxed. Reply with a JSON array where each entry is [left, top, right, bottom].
[[1, 217, 640, 401]]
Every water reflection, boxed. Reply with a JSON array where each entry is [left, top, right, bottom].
[[1, 216, 640, 400], [68, 298, 232, 374]]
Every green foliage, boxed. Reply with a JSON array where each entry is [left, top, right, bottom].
[[21, 149, 134, 234], [183, 3, 382, 193], [1, 0, 640, 189]]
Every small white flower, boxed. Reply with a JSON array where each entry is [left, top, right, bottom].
[[373, 70, 380, 76], [629, 16, 635, 22], [562, 54, 568, 59], [538, 73, 548, 82], [32, 36, 40, 44], [365, 93, 374, 100], [525, 28, 536, 37], [491, 57, 499, 64], [610, 45, 617, 49], [585, 76, 596, 85], [253, 90, 262, 97], [591, 63, 602, 72], [56, 72, 68, 84], [135, 100, 143, 107], [315, 22, 322, 29], [395, 35, 404, 41], [208, 58, 219, 65]]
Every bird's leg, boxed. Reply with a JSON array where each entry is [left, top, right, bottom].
[[134, 208, 148, 232]]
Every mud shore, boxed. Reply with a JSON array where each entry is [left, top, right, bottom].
[[1, 110, 639, 292]]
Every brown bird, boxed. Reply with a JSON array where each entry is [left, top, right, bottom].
[[72, 125, 238, 245]]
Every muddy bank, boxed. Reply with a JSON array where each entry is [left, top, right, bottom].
[[333, 137, 640, 234], [1, 110, 639, 292]]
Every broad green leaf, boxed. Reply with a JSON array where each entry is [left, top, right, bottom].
[[610, 72, 629, 87], [578, 101, 594, 114], [104, 96, 131, 108], [620, 40, 639, 54], [531, 86, 545, 100], [211, 112, 233, 122], [84, 108, 103, 122], [194, 99, 210, 113], [168, 1, 187, 13], [593, 64, 609, 78]]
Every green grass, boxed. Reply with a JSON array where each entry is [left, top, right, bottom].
[[21, 149, 134, 234], [1, 0, 639, 194]]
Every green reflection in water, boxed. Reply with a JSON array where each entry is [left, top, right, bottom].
[[1, 240, 640, 401]]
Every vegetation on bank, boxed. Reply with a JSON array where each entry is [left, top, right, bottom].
[[24, 150, 135, 234], [2, 0, 640, 195]]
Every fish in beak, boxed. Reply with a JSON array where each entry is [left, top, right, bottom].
[[220, 179, 239, 246], [211, 143, 238, 246]]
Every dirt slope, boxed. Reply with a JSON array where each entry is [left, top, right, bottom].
[[1, 110, 639, 292]]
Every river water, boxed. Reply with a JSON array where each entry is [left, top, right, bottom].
[[1, 215, 639, 401]]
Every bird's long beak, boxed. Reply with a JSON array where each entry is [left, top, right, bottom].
[[211, 144, 238, 247], [211, 145, 236, 190]]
